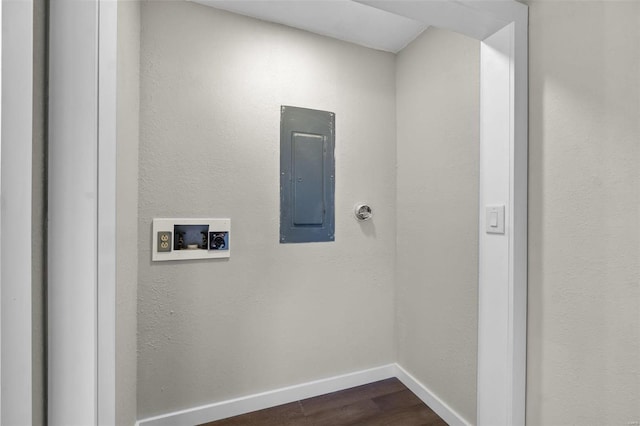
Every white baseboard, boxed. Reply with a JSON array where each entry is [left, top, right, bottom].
[[136, 364, 396, 426], [394, 364, 472, 426], [136, 363, 472, 426]]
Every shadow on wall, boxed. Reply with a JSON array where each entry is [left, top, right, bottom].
[[358, 219, 377, 238]]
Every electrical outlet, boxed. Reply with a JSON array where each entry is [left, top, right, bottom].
[[157, 231, 172, 252]]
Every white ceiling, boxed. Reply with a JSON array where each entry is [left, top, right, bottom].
[[192, 0, 429, 53]]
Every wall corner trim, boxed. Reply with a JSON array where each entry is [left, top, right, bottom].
[[135, 364, 469, 426], [394, 364, 472, 426]]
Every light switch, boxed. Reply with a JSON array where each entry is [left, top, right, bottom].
[[486, 205, 505, 234], [489, 212, 498, 227]]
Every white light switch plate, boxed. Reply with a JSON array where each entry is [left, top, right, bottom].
[[485, 205, 505, 234]]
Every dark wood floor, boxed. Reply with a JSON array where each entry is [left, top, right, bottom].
[[200, 378, 447, 426]]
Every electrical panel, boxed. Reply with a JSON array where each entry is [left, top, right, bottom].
[[152, 218, 230, 261], [280, 105, 335, 243]]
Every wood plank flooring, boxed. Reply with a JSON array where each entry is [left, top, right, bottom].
[[200, 378, 448, 426]]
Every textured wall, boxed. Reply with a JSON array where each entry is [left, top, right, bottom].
[[137, 1, 396, 419], [526, 1, 640, 425], [116, 1, 140, 425], [395, 27, 479, 423]]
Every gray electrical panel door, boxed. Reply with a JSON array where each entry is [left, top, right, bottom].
[[280, 106, 335, 243]]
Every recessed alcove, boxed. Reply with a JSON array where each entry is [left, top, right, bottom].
[[136, 2, 476, 422], [46, 1, 527, 425]]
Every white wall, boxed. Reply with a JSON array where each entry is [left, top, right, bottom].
[[396, 27, 479, 423], [526, 1, 640, 425], [117, 1, 140, 425], [137, 1, 397, 419]]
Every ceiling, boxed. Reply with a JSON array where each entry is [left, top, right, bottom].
[[191, 0, 429, 53]]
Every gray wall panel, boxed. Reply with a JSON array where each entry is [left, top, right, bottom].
[[280, 106, 335, 243]]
